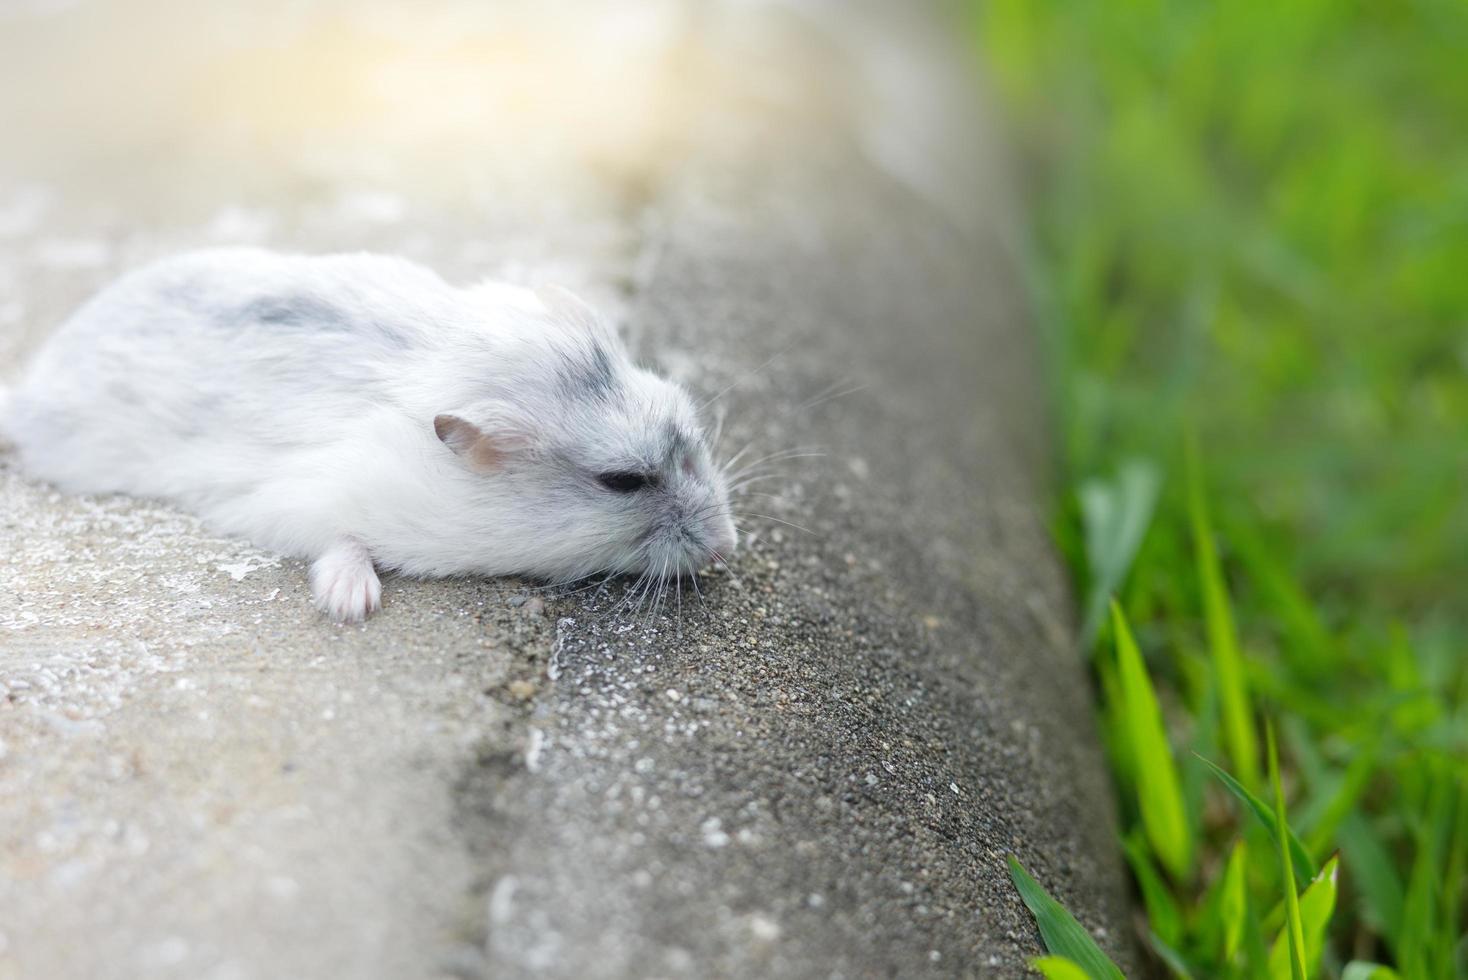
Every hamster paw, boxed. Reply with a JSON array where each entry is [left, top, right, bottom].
[[309, 538, 382, 623]]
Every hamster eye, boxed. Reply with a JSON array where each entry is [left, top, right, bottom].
[[598, 471, 657, 493]]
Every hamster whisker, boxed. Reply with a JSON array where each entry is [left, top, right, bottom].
[[722, 459, 824, 488], [596, 578, 634, 619], [623, 581, 658, 627], [683, 499, 744, 522], [730, 523, 766, 549], [687, 567, 711, 616], [708, 552, 749, 595], [603, 561, 655, 621], [717, 440, 760, 477], [634, 560, 665, 613], [634, 562, 656, 624], [743, 512, 817, 536], [725, 490, 788, 504], [525, 570, 618, 600], [656, 563, 674, 629], [708, 404, 730, 457], [657, 556, 676, 625], [795, 378, 867, 413], [730, 525, 763, 547], [615, 579, 650, 622], [793, 377, 848, 409], [696, 341, 799, 412], [641, 554, 672, 629], [635, 553, 668, 620], [722, 446, 825, 478], [724, 474, 789, 496], [716, 444, 817, 482], [674, 574, 684, 637]]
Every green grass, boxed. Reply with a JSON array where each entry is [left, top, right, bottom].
[[973, 0, 1468, 975]]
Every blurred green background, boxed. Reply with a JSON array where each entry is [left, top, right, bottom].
[[976, 0, 1467, 975]]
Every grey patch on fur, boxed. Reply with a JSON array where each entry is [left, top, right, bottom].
[[556, 340, 617, 403], [236, 295, 349, 329], [661, 420, 695, 464], [234, 294, 411, 349]]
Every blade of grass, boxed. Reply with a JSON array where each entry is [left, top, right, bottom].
[[1186, 431, 1258, 790], [1112, 600, 1193, 878], [1121, 832, 1181, 948], [1337, 812, 1404, 953], [1007, 856, 1126, 980], [1217, 839, 1249, 962], [1096, 650, 1134, 790], [1267, 723, 1307, 980], [1078, 460, 1161, 648], [1180, 663, 1219, 850], [1145, 930, 1194, 979], [1398, 764, 1454, 978], [1301, 746, 1378, 860], [1242, 900, 1271, 979], [1195, 752, 1316, 882], [1340, 965, 1402, 980], [1032, 956, 1096, 980], [1438, 780, 1466, 980], [1268, 855, 1339, 980], [1220, 511, 1331, 676]]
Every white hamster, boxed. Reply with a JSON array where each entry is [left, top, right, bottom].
[[3, 248, 738, 621]]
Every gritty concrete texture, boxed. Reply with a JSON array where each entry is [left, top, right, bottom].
[[0, 2, 1134, 978]]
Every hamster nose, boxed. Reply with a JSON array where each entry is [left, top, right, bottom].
[[706, 519, 737, 560]]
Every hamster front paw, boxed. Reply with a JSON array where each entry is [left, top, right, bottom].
[[310, 538, 382, 622]]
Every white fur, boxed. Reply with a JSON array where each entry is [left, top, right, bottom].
[[310, 538, 382, 623], [3, 248, 737, 620]]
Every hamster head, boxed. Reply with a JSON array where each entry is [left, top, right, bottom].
[[432, 288, 737, 584]]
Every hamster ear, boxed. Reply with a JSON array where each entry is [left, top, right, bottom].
[[536, 284, 610, 335], [433, 411, 531, 474]]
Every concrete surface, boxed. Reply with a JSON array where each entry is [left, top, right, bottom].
[[0, 2, 1135, 977]]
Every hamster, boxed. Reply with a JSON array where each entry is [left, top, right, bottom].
[[3, 248, 738, 621]]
